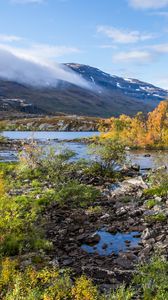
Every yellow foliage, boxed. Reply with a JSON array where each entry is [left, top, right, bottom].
[[0, 257, 18, 290], [101, 101, 168, 148], [0, 173, 5, 197], [72, 275, 99, 300]]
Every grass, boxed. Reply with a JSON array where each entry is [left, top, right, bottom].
[[145, 199, 160, 209], [144, 213, 167, 223]]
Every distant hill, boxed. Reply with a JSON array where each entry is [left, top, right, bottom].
[[0, 63, 167, 118]]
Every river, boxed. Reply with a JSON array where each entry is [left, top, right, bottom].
[[1, 131, 168, 170]]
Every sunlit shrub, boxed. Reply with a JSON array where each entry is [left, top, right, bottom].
[[89, 139, 126, 175], [72, 275, 99, 300]]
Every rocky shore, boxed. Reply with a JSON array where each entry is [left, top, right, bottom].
[[0, 115, 103, 131], [16, 168, 168, 292]]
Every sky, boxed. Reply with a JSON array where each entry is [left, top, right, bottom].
[[0, 0, 168, 88]]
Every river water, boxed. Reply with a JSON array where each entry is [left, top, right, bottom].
[[1, 131, 168, 170]]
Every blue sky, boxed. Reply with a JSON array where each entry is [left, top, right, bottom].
[[1, 0, 168, 88]]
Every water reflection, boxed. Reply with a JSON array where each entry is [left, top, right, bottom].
[[82, 231, 141, 256], [1, 131, 168, 170]]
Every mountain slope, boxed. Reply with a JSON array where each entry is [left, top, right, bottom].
[[0, 63, 167, 118]]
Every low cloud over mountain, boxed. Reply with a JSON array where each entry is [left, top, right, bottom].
[[0, 48, 90, 89]]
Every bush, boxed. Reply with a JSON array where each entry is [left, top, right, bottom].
[[72, 275, 99, 300], [144, 186, 168, 197], [104, 285, 134, 300], [0, 258, 72, 300], [145, 168, 168, 197], [89, 139, 125, 175], [0, 191, 49, 256], [17, 144, 76, 186], [134, 256, 168, 300]]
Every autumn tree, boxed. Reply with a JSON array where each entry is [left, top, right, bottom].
[[101, 101, 168, 148]]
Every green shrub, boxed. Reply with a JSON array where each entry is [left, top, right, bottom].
[[145, 213, 167, 223], [145, 199, 160, 209], [86, 205, 102, 215], [144, 186, 168, 197], [104, 285, 134, 300], [134, 256, 168, 300], [89, 139, 126, 175], [55, 180, 100, 208]]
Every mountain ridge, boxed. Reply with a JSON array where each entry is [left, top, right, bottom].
[[0, 63, 167, 118]]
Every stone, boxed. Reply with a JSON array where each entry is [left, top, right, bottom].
[[154, 196, 163, 202], [84, 233, 101, 245], [102, 243, 108, 250], [141, 228, 151, 240], [100, 213, 110, 220], [131, 164, 140, 171]]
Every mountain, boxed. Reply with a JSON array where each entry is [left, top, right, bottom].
[[0, 63, 167, 118]]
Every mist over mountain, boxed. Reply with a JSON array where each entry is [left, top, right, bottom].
[[0, 63, 167, 118], [0, 49, 90, 89]]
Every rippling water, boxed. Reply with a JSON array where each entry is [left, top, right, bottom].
[[1, 131, 168, 170]]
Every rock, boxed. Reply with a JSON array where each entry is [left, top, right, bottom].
[[102, 243, 108, 250], [157, 165, 167, 171], [146, 238, 155, 245], [132, 233, 141, 238], [84, 233, 101, 245], [119, 252, 138, 262], [111, 177, 148, 198], [108, 227, 117, 234], [139, 245, 153, 259], [100, 213, 110, 220], [156, 234, 166, 242], [62, 258, 74, 266], [49, 257, 59, 267], [125, 240, 131, 245], [131, 164, 140, 171], [141, 228, 151, 240], [114, 258, 133, 269], [116, 207, 127, 217], [154, 196, 162, 202], [125, 177, 148, 189]]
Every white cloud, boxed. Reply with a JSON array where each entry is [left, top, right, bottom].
[[0, 43, 80, 63], [113, 50, 152, 63], [146, 43, 168, 53], [0, 34, 22, 43], [97, 26, 153, 44], [113, 43, 168, 64], [129, 0, 168, 9], [0, 43, 90, 89], [99, 45, 118, 49]]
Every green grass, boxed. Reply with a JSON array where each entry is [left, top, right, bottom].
[[145, 199, 160, 209]]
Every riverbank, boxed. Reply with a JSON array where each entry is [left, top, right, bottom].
[[0, 115, 104, 132], [0, 136, 168, 299]]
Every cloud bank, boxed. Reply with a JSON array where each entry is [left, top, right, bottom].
[[129, 0, 168, 9], [97, 26, 153, 44], [0, 47, 90, 89], [113, 50, 152, 63]]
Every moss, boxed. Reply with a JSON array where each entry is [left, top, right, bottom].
[[145, 199, 161, 209], [145, 213, 167, 223]]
